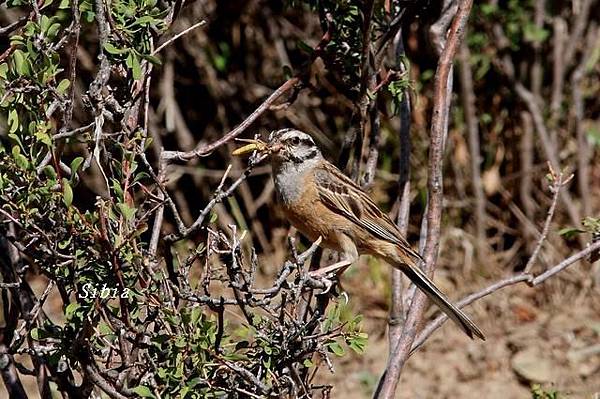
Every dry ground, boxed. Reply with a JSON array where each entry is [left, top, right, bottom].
[[316, 259, 600, 399]]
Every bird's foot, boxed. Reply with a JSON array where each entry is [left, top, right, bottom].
[[308, 274, 335, 294], [307, 259, 353, 295], [309, 259, 353, 278]]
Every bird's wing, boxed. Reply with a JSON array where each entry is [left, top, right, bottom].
[[313, 162, 407, 245]]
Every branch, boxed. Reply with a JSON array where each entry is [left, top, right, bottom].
[[523, 167, 572, 274], [458, 38, 486, 252], [410, 239, 600, 353], [531, 239, 600, 285], [164, 153, 268, 242], [389, 28, 411, 350], [374, 1, 474, 397], [152, 20, 206, 55], [161, 77, 301, 162]]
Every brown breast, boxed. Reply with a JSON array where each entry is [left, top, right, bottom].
[[280, 171, 351, 252]]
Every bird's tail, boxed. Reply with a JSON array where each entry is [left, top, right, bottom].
[[396, 261, 485, 341]]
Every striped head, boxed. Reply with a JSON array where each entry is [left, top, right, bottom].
[[267, 128, 322, 165]]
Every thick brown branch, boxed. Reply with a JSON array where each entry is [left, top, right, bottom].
[[374, 1, 474, 397]]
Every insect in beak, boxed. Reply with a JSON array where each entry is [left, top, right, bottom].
[[231, 138, 269, 156], [232, 138, 283, 156]]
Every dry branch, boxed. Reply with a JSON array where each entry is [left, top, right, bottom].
[[374, 1, 474, 397]]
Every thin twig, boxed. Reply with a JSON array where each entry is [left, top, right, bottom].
[[152, 20, 207, 55], [531, 240, 600, 285], [164, 154, 268, 242], [523, 168, 572, 274], [410, 273, 531, 354], [162, 77, 301, 162], [458, 38, 486, 253]]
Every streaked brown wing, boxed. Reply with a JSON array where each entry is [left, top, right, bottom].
[[313, 162, 405, 245]]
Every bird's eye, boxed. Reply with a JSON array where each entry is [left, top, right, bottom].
[[291, 137, 300, 145]]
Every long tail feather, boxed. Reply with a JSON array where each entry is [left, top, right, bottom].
[[399, 263, 485, 340]]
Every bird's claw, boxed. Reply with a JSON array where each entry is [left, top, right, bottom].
[[307, 271, 336, 294]]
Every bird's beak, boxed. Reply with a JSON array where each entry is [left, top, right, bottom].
[[232, 138, 282, 156], [268, 143, 284, 153]]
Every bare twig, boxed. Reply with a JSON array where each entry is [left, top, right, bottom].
[[389, 29, 411, 350], [531, 239, 600, 285], [410, 273, 531, 354], [523, 167, 572, 274], [152, 20, 207, 55], [411, 239, 600, 352], [411, 238, 600, 354], [162, 77, 301, 162], [164, 153, 268, 242], [458, 38, 486, 254]]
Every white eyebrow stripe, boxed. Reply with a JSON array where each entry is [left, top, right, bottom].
[[280, 131, 314, 143]]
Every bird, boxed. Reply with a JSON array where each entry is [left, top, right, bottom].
[[233, 128, 485, 340]]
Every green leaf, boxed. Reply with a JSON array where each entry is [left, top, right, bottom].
[[103, 43, 127, 55], [42, 165, 57, 179], [12, 49, 28, 76], [47, 22, 61, 38], [297, 40, 314, 54], [30, 328, 51, 340], [558, 227, 585, 239], [582, 217, 600, 234], [348, 332, 368, 354], [586, 126, 600, 147], [30, 328, 44, 340], [35, 131, 52, 147], [8, 109, 19, 134], [70, 156, 84, 176], [480, 3, 498, 15], [40, 15, 50, 33], [62, 178, 73, 207], [126, 52, 142, 80], [65, 303, 80, 320], [133, 15, 157, 26], [328, 341, 345, 357], [0, 63, 8, 79], [191, 306, 202, 325], [131, 386, 155, 398], [117, 202, 136, 222], [12, 146, 29, 170], [523, 23, 549, 43], [140, 53, 161, 66], [57, 79, 70, 94], [303, 358, 314, 368]]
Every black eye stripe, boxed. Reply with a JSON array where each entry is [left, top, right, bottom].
[[286, 136, 313, 146]]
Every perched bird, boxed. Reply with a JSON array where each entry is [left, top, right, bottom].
[[233, 128, 485, 340]]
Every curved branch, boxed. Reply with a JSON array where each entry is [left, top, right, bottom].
[[410, 239, 600, 354], [161, 77, 301, 162]]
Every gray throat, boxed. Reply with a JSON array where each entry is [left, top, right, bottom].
[[272, 155, 322, 205]]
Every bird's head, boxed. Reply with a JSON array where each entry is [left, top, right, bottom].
[[232, 128, 322, 166]]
